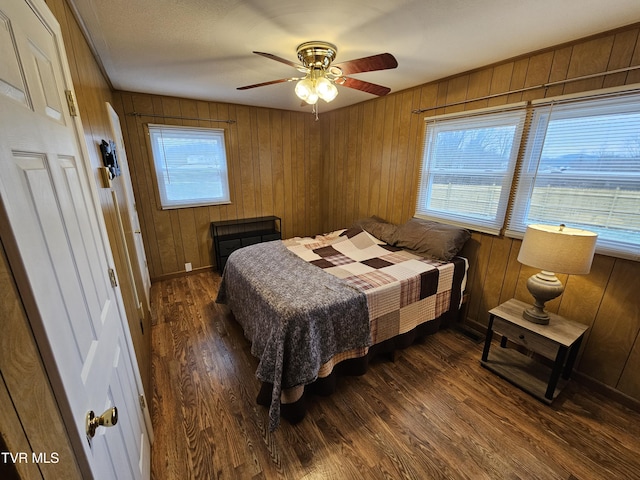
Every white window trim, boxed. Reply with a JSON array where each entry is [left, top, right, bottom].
[[506, 87, 640, 261], [415, 84, 640, 261], [416, 103, 527, 235], [147, 124, 231, 210]]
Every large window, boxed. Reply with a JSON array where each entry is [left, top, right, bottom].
[[417, 87, 640, 260], [507, 93, 640, 259], [416, 105, 527, 234], [148, 124, 231, 209]]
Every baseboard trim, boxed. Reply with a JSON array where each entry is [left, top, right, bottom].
[[151, 265, 214, 283], [464, 316, 640, 413], [572, 371, 640, 413], [455, 317, 487, 342]]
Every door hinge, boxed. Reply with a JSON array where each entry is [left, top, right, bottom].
[[139, 394, 146, 411], [65, 90, 77, 117], [108, 268, 118, 287]]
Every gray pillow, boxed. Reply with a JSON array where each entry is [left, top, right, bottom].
[[392, 218, 470, 261], [351, 216, 398, 245]]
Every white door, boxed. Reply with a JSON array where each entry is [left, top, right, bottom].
[[106, 102, 151, 315], [0, 1, 150, 479]]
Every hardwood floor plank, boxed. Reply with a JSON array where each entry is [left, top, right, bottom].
[[150, 271, 640, 479]]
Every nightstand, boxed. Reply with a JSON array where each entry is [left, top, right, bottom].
[[481, 298, 588, 403]]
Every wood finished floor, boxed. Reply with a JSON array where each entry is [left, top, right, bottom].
[[150, 271, 640, 480]]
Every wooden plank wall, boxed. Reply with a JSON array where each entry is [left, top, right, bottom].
[[320, 24, 640, 403], [111, 94, 322, 280], [0, 243, 82, 480]]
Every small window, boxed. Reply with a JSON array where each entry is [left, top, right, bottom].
[[147, 124, 231, 209], [416, 105, 527, 234], [507, 93, 640, 260]]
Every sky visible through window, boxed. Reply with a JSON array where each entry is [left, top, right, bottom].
[[538, 112, 640, 175]]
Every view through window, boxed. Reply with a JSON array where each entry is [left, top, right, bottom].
[[148, 124, 230, 209], [508, 94, 640, 259], [416, 106, 526, 234], [417, 89, 640, 260]]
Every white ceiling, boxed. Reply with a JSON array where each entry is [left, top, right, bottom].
[[68, 0, 640, 113]]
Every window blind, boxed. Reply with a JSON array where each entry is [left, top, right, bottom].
[[416, 105, 527, 234], [147, 124, 231, 209], [506, 94, 640, 260]]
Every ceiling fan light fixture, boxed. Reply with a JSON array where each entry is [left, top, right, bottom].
[[295, 72, 336, 104], [316, 76, 338, 102], [306, 91, 319, 105], [295, 77, 315, 102]]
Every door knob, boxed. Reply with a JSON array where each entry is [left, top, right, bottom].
[[86, 407, 118, 439]]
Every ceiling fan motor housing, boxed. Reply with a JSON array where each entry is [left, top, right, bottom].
[[296, 41, 337, 69]]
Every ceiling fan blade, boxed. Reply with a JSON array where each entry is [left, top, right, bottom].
[[237, 78, 296, 90], [333, 53, 398, 75], [340, 77, 391, 96], [253, 51, 302, 70]]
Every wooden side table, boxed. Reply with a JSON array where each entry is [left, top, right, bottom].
[[481, 298, 588, 403]]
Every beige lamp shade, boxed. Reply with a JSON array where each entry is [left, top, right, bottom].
[[518, 224, 598, 275]]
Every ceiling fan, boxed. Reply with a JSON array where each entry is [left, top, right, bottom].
[[237, 41, 398, 106]]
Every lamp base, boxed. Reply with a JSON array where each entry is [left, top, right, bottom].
[[522, 306, 550, 325], [523, 271, 564, 325]]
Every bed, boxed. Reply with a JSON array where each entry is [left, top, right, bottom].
[[216, 216, 470, 430]]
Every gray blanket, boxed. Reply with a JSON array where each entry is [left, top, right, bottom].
[[216, 240, 370, 430]]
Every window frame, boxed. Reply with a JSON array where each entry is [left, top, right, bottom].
[[506, 90, 640, 261], [146, 124, 231, 210], [415, 84, 640, 261], [415, 103, 527, 235]]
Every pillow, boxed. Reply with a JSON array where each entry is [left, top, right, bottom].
[[392, 218, 470, 261], [351, 215, 387, 228], [351, 216, 398, 245]]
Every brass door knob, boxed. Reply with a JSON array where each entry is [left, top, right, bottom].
[[86, 407, 118, 439]]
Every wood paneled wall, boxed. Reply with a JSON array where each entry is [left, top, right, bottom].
[[0, 242, 82, 480], [320, 24, 640, 403], [111, 93, 323, 280]]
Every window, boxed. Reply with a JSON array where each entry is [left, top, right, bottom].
[[147, 124, 230, 209], [416, 105, 527, 234], [507, 93, 640, 260], [416, 87, 640, 260]]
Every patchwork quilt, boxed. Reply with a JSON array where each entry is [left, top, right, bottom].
[[284, 226, 457, 346]]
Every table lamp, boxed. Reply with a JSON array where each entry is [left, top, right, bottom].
[[517, 224, 598, 324]]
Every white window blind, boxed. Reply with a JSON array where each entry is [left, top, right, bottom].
[[507, 93, 640, 260], [148, 124, 231, 209], [416, 105, 527, 234]]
